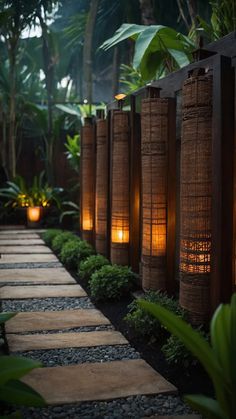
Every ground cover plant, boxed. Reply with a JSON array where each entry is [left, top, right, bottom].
[[60, 238, 94, 270], [41, 229, 63, 246], [51, 231, 78, 254], [78, 254, 110, 280], [125, 291, 185, 340], [89, 265, 137, 301]]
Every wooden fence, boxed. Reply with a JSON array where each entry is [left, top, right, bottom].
[[80, 31, 236, 323]]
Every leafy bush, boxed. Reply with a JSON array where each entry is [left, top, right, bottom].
[[0, 313, 45, 410], [161, 327, 208, 368], [79, 254, 110, 280], [138, 294, 236, 419], [125, 291, 185, 340], [89, 265, 136, 301], [42, 229, 63, 246], [51, 231, 78, 254], [60, 239, 94, 270]]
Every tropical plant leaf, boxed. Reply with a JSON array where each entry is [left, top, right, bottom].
[[0, 312, 16, 324], [211, 303, 231, 382], [133, 25, 165, 69], [0, 356, 43, 385], [56, 104, 81, 117], [99, 23, 144, 51], [0, 379, 45, 407], [230, 293, 236, 415], [184, 394, 225, 419]]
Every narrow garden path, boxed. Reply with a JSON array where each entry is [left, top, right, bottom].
[[0, 228, 199, 418]]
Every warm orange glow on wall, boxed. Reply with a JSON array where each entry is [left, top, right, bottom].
[[27, 207, 41, 222]]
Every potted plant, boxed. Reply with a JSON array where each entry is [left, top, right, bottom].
[[0, 172, 63, 227]]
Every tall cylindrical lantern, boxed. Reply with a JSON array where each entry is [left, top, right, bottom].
[[179, 70, 212, 324], [95, 114, 109, 256], [80, 117, 95, 245], [141, 89, 169, 291], [110, 110, 130, 265]]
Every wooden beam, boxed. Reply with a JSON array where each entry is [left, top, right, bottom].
[[211, 55, 234, 310]]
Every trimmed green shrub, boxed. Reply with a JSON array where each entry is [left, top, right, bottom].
[[60, 239, 94, 270], [89, 265, 136, 301], [79, 254, 110, 280], [125, 291, 185, 340], [42, 229, 63, 246], [51, 231, 78, 254], [161, 327, 208, 368]]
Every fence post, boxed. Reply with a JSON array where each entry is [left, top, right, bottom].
[[211, 55, 234, 310]]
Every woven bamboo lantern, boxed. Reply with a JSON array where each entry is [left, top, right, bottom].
[[110, 109, 130, 265], [80, 117, 95, 244], [179, 69, 213, 324], [95, 111, 109, 256], [141, 87, 169, 291]]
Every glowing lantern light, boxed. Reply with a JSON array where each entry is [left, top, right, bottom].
[[27, 207, 41, 223]]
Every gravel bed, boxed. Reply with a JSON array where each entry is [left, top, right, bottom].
[[0, 262, 62, 269], [2, 297, 95, 311], [19, 395, 193, 418], [14, 345, 140, 366], [12, 325, 114, 335]]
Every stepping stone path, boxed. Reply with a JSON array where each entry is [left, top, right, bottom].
[[0, 227, 195, 418]]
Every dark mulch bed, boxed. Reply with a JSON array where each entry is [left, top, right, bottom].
[[72, 271, 214, 398]]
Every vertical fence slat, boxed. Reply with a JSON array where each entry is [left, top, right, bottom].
[[130, 95, 141, 273], [211, 55, 234, 309], [95, 117, 109, 256]]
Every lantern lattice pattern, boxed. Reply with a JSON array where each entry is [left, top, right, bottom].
[[141, 98, 168, 290], [111, 110, 130, 265], [179, 72, 213, 324], [95, 118, 108, 256], [81, 118, 95, 244]]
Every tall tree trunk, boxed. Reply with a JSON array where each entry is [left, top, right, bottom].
[[139, 0, 156, 25], [8, 43, 17, 179], [112, 47, 119, 98], [176, 0, 191, 31], [82, 0, 99, 114], [39, 15, 55, 184]]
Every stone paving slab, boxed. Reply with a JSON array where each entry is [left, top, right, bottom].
[[5, 309, 110, 333], [0, 233, 40, 239], [7, 330, 128, 351], [0, 268, 76, 284], [0, 238, 45, 245], [0, 229, 45, 234], [0, 253, 59, 264], [0, 285, 86, 299], [22, 359, 177, 404], [0, 245, 52, 254], [146, 416, 201, 419]]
